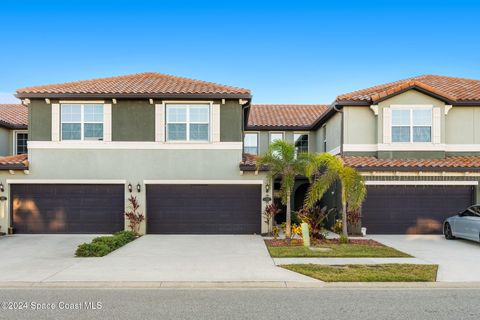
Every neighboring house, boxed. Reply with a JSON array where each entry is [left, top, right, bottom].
[[242, 75, 480, 235], [0, 104, 28, 156], [0, 72, 268, 235]]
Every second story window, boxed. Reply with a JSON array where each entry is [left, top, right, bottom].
[[269, 132, 284, 144], [61, 104, 104, 141], [15, 131, 28, 154], [392, 108, 432, 143], [243, 133, 258, 155], [294, 133, 309, 155], [166, 104, 210, 141]]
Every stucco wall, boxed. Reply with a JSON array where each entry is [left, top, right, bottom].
[[343, 106, 376, 144], [28, 99, 243, 143], [0, 127, 10, 156], [0, 147, 268, 234], [445, 106, 480, 144]]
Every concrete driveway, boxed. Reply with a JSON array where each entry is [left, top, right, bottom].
[[371, 235, 480, 282], [0, 235, 315, 283]]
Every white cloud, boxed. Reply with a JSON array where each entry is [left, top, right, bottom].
[[0, 92, 20, 104]]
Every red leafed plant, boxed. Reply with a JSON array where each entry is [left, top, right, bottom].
[[263, 202, 279, 236], [125, 195, 145, 235]]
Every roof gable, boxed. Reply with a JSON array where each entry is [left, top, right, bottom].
[[16, 72, 251, 99], [336, 75, 480, 105]]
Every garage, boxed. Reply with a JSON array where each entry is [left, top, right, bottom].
[[146, 184, 261, 234], [361, 185, 475, 234], [11, 184, 125, 234]]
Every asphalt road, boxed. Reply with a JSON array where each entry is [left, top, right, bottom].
[[0, 288, 479, 320]]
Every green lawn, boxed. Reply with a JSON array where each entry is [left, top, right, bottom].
[[281, 264, 438, 282], [267, 243, 411, 258]]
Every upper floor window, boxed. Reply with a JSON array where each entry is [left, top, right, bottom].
[[243, 133, 258, 155], [61, 104, 104, 140], [294, 133, 309, 155], [166, 104, 209, 141], [269, 132, 284, 144], [15, 131, 28, 154], [392, 108, 432, 143]]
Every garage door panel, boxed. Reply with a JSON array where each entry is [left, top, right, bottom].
[[147, 184, 261, 234], [362, 185, 473, 234], [12, 184, 125, 234]]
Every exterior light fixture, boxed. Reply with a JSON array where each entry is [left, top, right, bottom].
[[136, 183, 141, 193], [128, 183, 133, 193], [265, 182, 270, 193], [0, 183, 4, 192]]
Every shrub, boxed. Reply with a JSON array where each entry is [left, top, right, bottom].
[[263, 203, 279, 236], [281, 223, 302, 239], [125, 196, 145, 235], [75, 242, 111, 257], [272, 226, 280, 239], [75, 230, 137, 257], [332, 219, 343, 234], [297, 206, 330, 239], [339, 234, 349, 244]]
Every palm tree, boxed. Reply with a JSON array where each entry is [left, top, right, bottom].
[[256, 140, 306, 239], [304, 153, 366, 236]]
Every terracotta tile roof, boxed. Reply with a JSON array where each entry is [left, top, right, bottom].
[[247, 104, 329, 129], [16, 72, 251, 98], [337, 75, 480, 104], [343, 156, 480, 171], [0, 104, 28, 129], [239, 153, 269, 171], [0, 154, 28, 170]]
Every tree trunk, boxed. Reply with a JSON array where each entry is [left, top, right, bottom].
[[285, 191, 292, 239], [341, 186, 348, 236]]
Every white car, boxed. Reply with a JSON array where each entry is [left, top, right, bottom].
[[444, 205, 480, 242]]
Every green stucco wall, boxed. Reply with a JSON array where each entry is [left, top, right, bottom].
[[112, 100, 155, 141], [28, 99, 243, 142], [220, 100, 243, 142], [0, 127, 10, 156], [29, 99, 52, 141]]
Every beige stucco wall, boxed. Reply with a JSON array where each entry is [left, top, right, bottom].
[[0, 127, 10, 156], [445, 106, 480, 144], [0, 147, 269, 234], [343, 106, 376, 144]]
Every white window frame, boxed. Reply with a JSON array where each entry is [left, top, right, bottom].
[[165, 103, 211, 142], [391, 105, 433, 144], [60, 103, 104, 141], [269, 131, 284, 144], [293, 132, 309, 154], [13, 130, 28, 155], [243, 131, 259, 155]]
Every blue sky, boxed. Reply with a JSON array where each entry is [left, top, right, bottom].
[[0, 0, 479, 104]]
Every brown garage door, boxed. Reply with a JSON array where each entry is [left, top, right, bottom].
[[147, 184, 261, 234], [11, 184, 125, 234], [362, 185, 474, 234]]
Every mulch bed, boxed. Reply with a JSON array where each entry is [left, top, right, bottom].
[[265, 238, 384, 247]]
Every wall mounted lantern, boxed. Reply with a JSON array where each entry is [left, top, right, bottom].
[[136, 183, 141, 193], [128, 183, 133, 193], [0, 182, 4, 193], [265, 182, 270, 193]]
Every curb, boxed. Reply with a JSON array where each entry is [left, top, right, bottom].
[[1, 281, 480, 289]]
